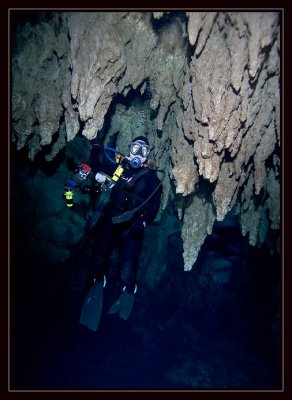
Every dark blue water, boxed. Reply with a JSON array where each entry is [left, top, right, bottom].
[[10, 227, 282, 391]]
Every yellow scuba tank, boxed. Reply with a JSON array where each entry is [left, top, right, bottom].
[[64, 187, 74, 207]]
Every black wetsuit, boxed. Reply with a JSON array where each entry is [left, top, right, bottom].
[[90, 152, 162, 293]]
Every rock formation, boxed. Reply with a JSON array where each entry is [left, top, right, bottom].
[[11, 11, 280, 271]]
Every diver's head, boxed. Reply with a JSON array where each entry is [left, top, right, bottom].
[[129, 136, 151, 169]]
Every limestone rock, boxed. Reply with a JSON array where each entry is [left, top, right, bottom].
[[182, 194, 216, 271], [186, 12, 217, 51], [12, 14, 72, 159], [172, 133, 198, 196], [12, 11, 281, 270]]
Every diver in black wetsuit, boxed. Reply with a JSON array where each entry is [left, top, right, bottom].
[[79, 136, 162, 330]]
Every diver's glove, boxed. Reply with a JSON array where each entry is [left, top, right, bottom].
[[129, 219, 146, 236]]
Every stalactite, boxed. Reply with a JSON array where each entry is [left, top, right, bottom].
[[11, 11, 280, 270]]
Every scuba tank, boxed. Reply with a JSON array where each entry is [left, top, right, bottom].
[[64, 188, 74, 207]]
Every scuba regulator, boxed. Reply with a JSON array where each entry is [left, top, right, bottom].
[[64, 163, 92, 207], [63, 143, 152, 208], [129, 157, 142, 169], [63, 147, 125, 208]]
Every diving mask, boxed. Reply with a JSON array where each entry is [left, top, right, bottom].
[[130, 141, 150, 158]]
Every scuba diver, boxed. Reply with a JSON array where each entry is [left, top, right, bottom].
[[77, 136, 163, 331]]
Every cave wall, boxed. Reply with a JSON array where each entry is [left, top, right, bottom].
[[11, 11, 280, 271]]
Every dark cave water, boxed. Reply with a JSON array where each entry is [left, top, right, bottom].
[[10, 214, 282, 391]]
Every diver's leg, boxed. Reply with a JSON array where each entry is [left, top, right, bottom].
[[80, 216, 116, 330], [89, 215, 115, 284], [108, 231, 143, 320], [118, 230, 144, 293]]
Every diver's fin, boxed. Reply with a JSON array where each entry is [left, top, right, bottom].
[[108, 293, 123, 315], [79, 281, 103, 331], [119, 291, 134, 320], [108, 291, 134, 320]]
